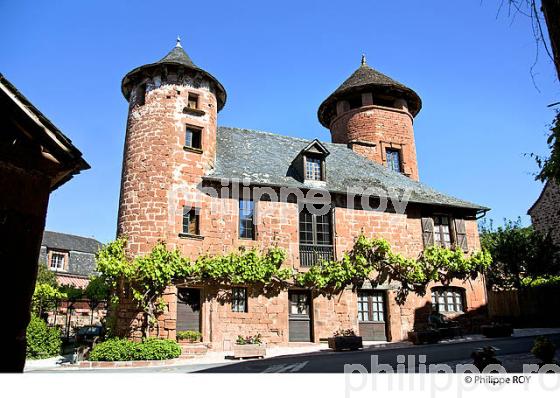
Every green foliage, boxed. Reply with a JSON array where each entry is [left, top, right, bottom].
[[176, 330, 202, 342], [88, 338, 181, 361], [480, 218, 559, 289], [88, 338, 136, 361], [532, 336, 557, 363], [26, 315, 62, 359], [296, 235, 491, 302], [533, 111, 560, 184], [36, 263, 58, 287], [32, 264, 65, 314], [98, 234, 490, 329], [59, 285, 84, 302], [522, 275, 560, 287], [236, 333, 262, 345], [134, 338, 182, 360], [84, 275, 110, 302]]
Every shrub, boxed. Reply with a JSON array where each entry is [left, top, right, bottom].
[[135, 338, 181, 360], [88, 338, 181, 361], [176, 330, 202, 342], [26, 315, 62, 359], [532, 336, 557, 364], [89, 338, 136, 361]]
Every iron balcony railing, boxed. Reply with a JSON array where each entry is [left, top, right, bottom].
[[299, 243, 334, 267]]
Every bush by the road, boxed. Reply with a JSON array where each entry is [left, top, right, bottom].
[[89, 337, 181, 361], [26, 315, 62, 359]]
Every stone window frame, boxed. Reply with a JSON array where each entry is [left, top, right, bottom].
[[431, 286, 466, 313], [231, 287, 248, 313], [238, 198, 256, 240], [380, 142, 408, 176], [48, 249, 69, 272], [179, 206, 203, 240], [183, 124, 203, 154]]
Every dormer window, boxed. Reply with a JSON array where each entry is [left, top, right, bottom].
[[295, 139, 329, 183], [305, 155, 323, 181]]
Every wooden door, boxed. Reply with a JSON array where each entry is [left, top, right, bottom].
[[289, 290, 312, 342], [357, 290, 387, 341], [176, 288, 201, 332]]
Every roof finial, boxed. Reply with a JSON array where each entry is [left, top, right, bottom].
[[361, 53, 367, 66], [176, 36, 182, 48]]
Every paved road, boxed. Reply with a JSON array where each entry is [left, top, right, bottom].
[[30, 333, 560, 373], [196, 333, 560, 373]]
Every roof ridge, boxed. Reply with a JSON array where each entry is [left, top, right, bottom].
[[44, 230, 101, 244]]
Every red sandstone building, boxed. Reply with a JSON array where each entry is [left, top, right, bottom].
[[116, 40, 489, 348]]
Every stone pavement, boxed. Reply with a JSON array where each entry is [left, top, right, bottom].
[[24, 327, 560, 371]]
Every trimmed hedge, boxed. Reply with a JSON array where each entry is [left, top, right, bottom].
[[89, 338, 181, 361], [26, 315, 62, 359]]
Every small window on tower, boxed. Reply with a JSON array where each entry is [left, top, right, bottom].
[[187, 93, 199, 110], [182, 207, 200, 236], [385, 148, 402, 173], [185, 126, 202, 150], [137, 84, 146, 106]]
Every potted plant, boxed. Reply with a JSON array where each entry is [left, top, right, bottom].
[[176, 330, 202, 343], [232, 334, 266, 359], [481, 322, 513, 338], [531, 336, 557, 365], [328, 329, 363, 351], [176, 330, 207, 356], [408, 327, 441, 345]]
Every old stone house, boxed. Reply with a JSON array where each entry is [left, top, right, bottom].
[[528, 180, 560, 248], [116, 40, 488, 349], [40, 230, 102, 288]]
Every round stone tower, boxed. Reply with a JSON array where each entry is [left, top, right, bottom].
[[318, 55, 421, 180], [118, 38, 226, 255]]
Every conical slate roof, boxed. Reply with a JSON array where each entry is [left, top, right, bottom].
[[121, 39, 227, 110], [318, 58, 421, 128]]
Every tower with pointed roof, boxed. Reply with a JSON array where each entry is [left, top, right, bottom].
[[318, 56, 421, 180], [118, 38, 226, 257]]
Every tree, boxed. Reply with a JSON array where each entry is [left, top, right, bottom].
[[533, 111, 560, 183], [480, 218, 559, 289], [31, 264, 65, 315]]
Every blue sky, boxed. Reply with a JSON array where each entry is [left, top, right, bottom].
[[1, 1, 558, 243]]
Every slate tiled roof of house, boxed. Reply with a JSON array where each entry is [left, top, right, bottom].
[[42, 231, 102, 253], [317, 61, 422, 126], [205, 127, 488, 211]]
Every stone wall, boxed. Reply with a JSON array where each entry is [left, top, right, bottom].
[[329, 105, 419, 180], [528, 180, 560, 248]]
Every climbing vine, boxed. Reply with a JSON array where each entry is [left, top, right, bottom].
[[96, 234, 491, 335]]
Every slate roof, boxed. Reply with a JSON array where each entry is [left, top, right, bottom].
[[41, 231, 102, 254], [121, 40, 227, 110], [205, 127, 488, 211], [318, 62, 422, 127]]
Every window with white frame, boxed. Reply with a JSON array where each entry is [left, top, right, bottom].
[[49, 251, 66, 271]]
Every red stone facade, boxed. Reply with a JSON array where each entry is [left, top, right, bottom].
[[115, 48, 487, 347], [330, 104, 419, 180], [528, 180, 560, 248]]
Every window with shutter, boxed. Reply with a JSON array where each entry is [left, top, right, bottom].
[[454, 219, 468, 252], [421, 217, 434, 247]]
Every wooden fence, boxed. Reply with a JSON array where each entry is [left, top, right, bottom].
[[487, 286, 560, 327]]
